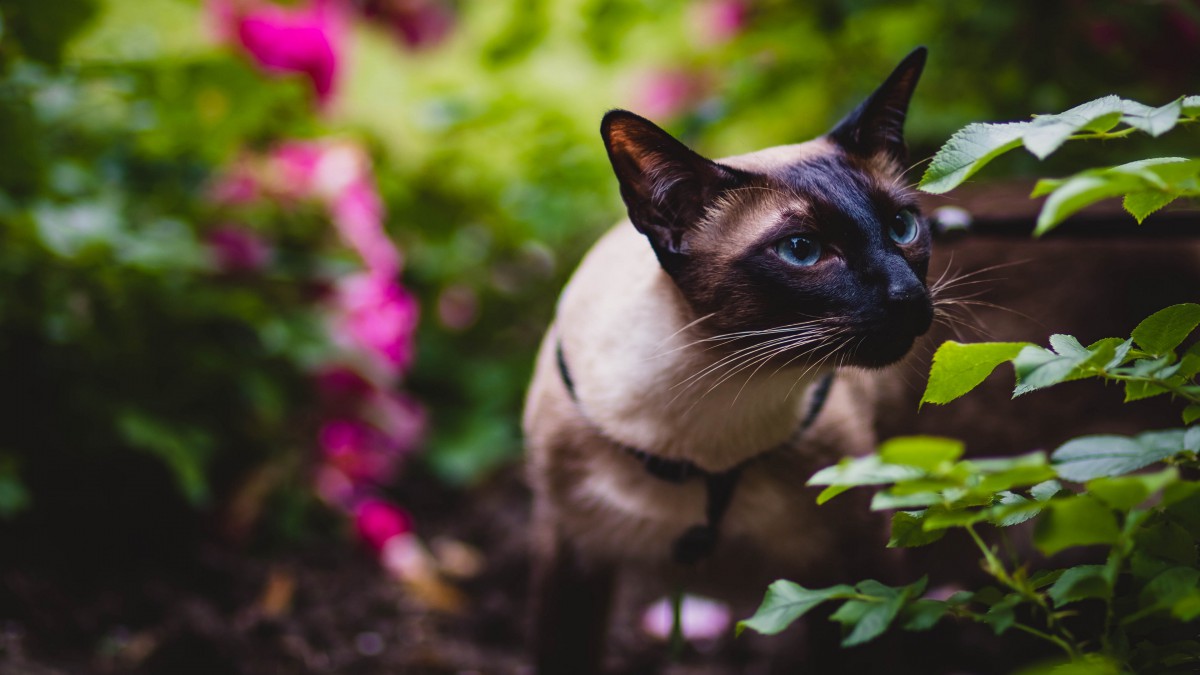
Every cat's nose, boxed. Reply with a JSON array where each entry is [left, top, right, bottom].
[[887, 280, 924, 304]]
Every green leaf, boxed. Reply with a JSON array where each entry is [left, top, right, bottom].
[[816, 484, 852, 505], [738, 580, 855, 636], [1123, 191, 1179, 224], [0, 459, 30, 519], [1135, 519, 1198, 566], [808, 455, 925, 487], [1186, 426, 1200, 452], [889, 510, 948, 548], [990, 492, 1043, 527], [1173, 592, 1200, 621], [1131, 303, 1200, 356], [1133, 567, 1200, 620], [1034, 495, 1120, 555], [1022, 96, 1126, 159], [918, 122, 1030, 194], [1184, 95, 1200, 117], [899, 598, 950, 632], [1012, 345, 1082, 396], [1033, 158, 1197, 235], [1051, 433, 1179, 481], [1087, 468, 1179, 511], [1124, 379, 1169, 402], [878, 436, 964, 470], [116, 411, 213, 505], [830, 578, 925, 647], [1120, 98, 1184, 137], [1185, 404, 1200, 425], [923, 341, 1030, 405], [1031, 480, 1063, 501], [1047, 565, 1112, 607], [981, 593, 1022, 635], [871, 490, 942, 510]]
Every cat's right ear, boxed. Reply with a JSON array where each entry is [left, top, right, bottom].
[[601, 110, 741, 268]]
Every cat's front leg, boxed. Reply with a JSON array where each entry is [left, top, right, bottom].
[[529, 514, 616, 675]]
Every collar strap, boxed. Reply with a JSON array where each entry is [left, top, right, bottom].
[[555, 339, 834, 566]]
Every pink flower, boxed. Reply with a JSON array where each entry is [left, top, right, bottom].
[[319, 418, 406, 483], [207, 225, 272, 272], [331, 273, 419, 377], [330, 178, 402, 277], [315, 365, 374, 405], [211, 0, 345, 105], [355, 499, 412, 551], [641, 595, 732, 641], [691, 0, 749, 44], [364, 390, 426, 452], [637, 69, 705, 120]]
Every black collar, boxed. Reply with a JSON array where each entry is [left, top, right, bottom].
[[555, 339, 834, 565]]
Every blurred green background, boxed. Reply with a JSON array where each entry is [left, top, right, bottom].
[[1, 0, 1197, 545]]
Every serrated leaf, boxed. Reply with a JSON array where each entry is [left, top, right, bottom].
[[990, 492, 1043, 527], [1031, 479, 1063, 501], [878, 436, 964, 470], [1022, 96, 1127, 159], [1124, 379, 1169, 402], [1120, 98, 1184, 137], [1048, 565, 1111, 607], [831, 578, 925, 647], [1131, 303, 1200, 355], [1033, 158, 1197, 235], [889, 510, 947, 548], [1013, 345, 1083, 396], [922, 341, 1030, 405], [1052, 433, 1180, 481], [1034, 495, 1121, 555], [918, 122, 1031, 194], [738, 580, 856, 636], [1123, 191, 1179, 224]]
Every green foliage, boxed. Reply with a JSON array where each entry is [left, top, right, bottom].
[[919, 95, 1200, 234], [922, 304, 1200, 415], [746, 304, 1200, 672]]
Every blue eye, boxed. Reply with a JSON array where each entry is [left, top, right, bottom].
[[774, 236, 822, 267], [890, 209, 921, 244]]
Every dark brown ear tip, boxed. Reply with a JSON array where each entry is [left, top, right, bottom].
[[600, 109, 649, 140]]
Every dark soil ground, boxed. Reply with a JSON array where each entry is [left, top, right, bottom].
[[0, 463, 771, 675]]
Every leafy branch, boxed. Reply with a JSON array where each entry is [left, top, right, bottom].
[[741, 303, 1200, 673], [918, 96, 1200, 234]]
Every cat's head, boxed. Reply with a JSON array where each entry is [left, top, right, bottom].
[[602, 47, 932, 368]]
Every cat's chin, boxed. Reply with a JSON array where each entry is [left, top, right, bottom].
[[844, 333, 921, 370]]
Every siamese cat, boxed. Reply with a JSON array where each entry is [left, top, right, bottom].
[[524, 48, 933, 673]]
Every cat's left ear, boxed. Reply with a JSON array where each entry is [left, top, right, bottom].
[[828, 46, 927, 161]]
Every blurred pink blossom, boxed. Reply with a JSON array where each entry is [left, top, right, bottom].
[[364, 390, 426, 452], [211, 0, 346, 105], [319, 418, 407, 483], [207, 225, 272, 272], [331, 178, 402, 277], [691, 0, 749, 44], [355, 499, 412, 551], [637, 69, 704, 120], [315, 365, 374, 405], [642, 594, 732, 641], [314, 464, 357, 507], [332, 273, 419, 377]]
